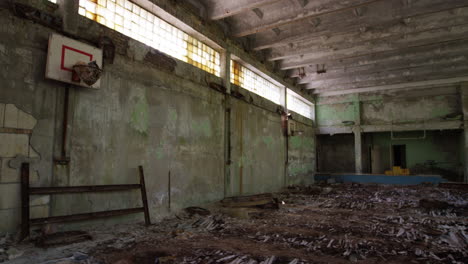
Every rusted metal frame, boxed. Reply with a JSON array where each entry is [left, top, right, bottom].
[[29, 184, 142, 195], [30, 207, 146, 225], [0, 127, 33, 134], [138, 166, 151, 225], [21, 164, 151, 240], [20, 163, 30, 240]]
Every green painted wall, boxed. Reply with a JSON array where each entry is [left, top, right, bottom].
[[315, 103, 356, 126], [365, 131, 463, 181], [361, 95, 460, 125]]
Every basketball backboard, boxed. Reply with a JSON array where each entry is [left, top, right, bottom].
[[45, 33, 103, 89]]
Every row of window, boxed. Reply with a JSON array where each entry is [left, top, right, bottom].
[[230, 61, 313, 119], [78, 0, 221, 76], [48, 0, 313, 119]]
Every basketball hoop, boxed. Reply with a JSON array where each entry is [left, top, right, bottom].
[[45, 33, 103, 88], [72, 61, 103, 86]]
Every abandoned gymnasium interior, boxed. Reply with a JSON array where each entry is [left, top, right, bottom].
[[0, 0, 467, 263]]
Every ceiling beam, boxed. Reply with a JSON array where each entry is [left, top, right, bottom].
[[208, 0, 281, 20], [280, 23, 468, 70], [253, 0, 468, 50], [231, 0, 379, 37], [295, 47, 468, 84], [307, 62, 468, 90], [268, 6, 468, 61], [315, 77, 468, 97], [289, 39, 468, 79]]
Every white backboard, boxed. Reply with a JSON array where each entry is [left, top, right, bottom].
[[45, 33, 103, 89]]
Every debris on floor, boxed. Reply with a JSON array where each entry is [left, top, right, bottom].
[[39, 252, 93, 264], [184, 206, 211, 216], [221, 193, 279, 209], [2, 184, 467, 264], [35, 231, 92, 248]]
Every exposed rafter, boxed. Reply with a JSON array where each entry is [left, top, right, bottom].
[[315, 77, 468, 96], [231, 0, 379, 37], [253, 0, 468, 50], [280, 23, 468, 70], [297, 52, 468, 84], [268, 6, 468, 61], [290, 39, 468, 81], [307, 62, 468, 90], [207, 0, 281, 20]]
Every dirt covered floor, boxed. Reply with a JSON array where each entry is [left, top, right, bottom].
[[2, 184, 467, 264]]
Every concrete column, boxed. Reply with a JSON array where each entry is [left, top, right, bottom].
[[353, 96, 362, 173], [59, 0, 80, 34], [220, 51, 231, 94], [461, 82, 468, 183], [354, 127, 363, 173]]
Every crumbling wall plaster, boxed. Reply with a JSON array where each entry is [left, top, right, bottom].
[[0, 104, 49, 232]]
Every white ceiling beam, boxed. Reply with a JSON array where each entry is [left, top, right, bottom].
[[280, 24, 468, 70], [253, 0, 468, 50], [315, 77, 468, 97], [291, 42, 468, 82], [307, 62, 468, 89], [232, 0, 378, 37], [268, 7, 468, 61], [208, 0, 281, 20]]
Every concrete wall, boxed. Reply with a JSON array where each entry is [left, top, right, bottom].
[[361, 94, 460, 125], [316, 87, 461, 129], [0, 2, 316, 234], [316, 134, 355, 173], [228, 98, 285, 196], [316, 101, 356, 127], [287, 118, 315, 185]]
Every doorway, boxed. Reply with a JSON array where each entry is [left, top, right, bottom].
[[392, 145, 406, 168]]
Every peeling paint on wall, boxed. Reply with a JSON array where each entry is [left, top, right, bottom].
[[192, 118, 212, 137], [0, 103, 46, 233], [290, 136, 314, 149], [316, 103, 355, 126]]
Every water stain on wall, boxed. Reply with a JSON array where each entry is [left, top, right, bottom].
[[130, 96, 149, 135]]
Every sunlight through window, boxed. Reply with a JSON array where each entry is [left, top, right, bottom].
[[78, 0, 220, 76], [287, 89, 313, 119], [230, 60, 282, 105]]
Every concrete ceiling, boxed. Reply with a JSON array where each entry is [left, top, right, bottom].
[[196, 0, 468, 96]]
